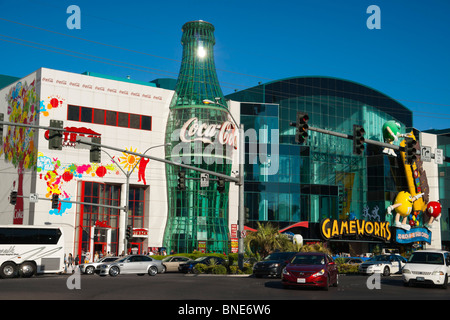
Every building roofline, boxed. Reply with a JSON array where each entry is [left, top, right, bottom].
[[262, 75, 411, 113]]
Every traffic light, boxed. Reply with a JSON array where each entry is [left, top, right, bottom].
[[295, 112, 309, 144], [126, 225, 133, 239], [48, 119, 63, 150], [0, 113, 3, 143], [9, 190, 17, 205], [177, 171, 186, 190], [217, 177, 225, 193], [245, 207, 250, 224], [90, 137, 101, 163], [405, 137, 417, 164], [352, 125, 365, 155], [51, 193, 59, 209]]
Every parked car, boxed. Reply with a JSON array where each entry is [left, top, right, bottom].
[[162, 256, 192, 272], [358, 254, 407, 276], [342, 257, 365, 265], [402, 250, 450, 288], [253, 252, 297, 278], [282, 252, 339, 290], [178, 256, 226, 273], [79, 256, 119, 275], [96, 255, 164, 277]]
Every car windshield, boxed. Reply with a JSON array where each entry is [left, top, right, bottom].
[[368, 255, 390, 262], [408, 252, 444, 265], [116, 257, 128, 263], [101, 257, 118, 262], [291, 255, 325, 265], [162, 257, 172, 262], [264, 252, 292, 261], [195, 257, 208, 262]]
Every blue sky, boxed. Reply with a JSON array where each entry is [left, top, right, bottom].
[[0, 0, 449, 131]]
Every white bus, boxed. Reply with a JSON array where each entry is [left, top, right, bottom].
[[0, 225, 65, 278]]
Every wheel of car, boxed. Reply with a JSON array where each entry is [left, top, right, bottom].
[[382, 266, 390, 276], [85, 266, 95, 275], [323, 276, 330, 291], [0, 262, 17, 279], [441, 274, 448, 289], [148, 266, 158, 276], [109, 266, 120, 277], [161, 265, 166, 274]]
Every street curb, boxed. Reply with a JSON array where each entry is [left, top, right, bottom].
[[184, 273, 252, 277]]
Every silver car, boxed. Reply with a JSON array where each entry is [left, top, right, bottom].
[[97, 255, 164, 277], [80, 256, 119, 275]]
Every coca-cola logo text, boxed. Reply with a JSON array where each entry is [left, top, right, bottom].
[[179, 117, 237, 148]]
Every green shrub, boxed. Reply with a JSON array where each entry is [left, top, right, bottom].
[[193, 263, 207, 274], [228, 265, 241, 274], [337, 263, 359, 274], [210, 265, 227, 274]]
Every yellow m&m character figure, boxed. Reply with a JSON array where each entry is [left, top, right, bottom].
[[386, 191, 424, 231]]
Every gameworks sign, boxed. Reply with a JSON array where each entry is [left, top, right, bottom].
[[320, 218, 392, 242]]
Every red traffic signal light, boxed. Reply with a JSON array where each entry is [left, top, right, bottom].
[[295, 112, 309, 144]]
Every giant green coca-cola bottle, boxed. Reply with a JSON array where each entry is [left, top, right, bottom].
[[163, 21, 235, 254]]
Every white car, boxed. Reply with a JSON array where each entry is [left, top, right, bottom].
[[402, 250, 450, 288], [161, 256, 192, 272], [79, 256, 119, 275], [358, 254, 407, 276]]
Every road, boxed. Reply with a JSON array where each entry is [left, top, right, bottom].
[[1, 272, 449, 305]]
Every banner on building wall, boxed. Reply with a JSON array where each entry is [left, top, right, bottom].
[[320, 218, 392, 242], [231, 238, 238, 253], [395, 227, 431, 244], [198, 240, 206, 253], [132, 228, 148, 238]]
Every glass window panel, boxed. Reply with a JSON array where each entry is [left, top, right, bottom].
[[129, 114, 140, 129], [81, 107, 92, 123], [141, 116, 151, 130], [93, 109, 105, 124], [67, 105, 79, 121], [118, 112, 128, 127], [105, 111, 117, 126]]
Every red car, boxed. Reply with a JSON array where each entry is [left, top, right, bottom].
[[282, 252, 339, 290]]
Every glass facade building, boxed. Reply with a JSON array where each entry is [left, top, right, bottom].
[[226, 76, 413, 250]]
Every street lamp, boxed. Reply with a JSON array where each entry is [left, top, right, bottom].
[[202, 98, 245, 270]]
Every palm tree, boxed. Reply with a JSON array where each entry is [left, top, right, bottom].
[[244, 222, 293, 258]]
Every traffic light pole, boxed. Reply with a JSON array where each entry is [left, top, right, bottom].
[[238, 124, 245, 270], [76, 139, 240, 184], [308, 125, 407, 152]]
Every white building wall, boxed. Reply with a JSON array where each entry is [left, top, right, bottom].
[[1, 67, 175, 256], [420, 132, 441, 249]]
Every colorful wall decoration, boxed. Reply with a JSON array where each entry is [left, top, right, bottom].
[[37, 152, 119, 216], [39, 95, 65, 117], [1, 80, 39, 224], [37, 145, 150, 216]]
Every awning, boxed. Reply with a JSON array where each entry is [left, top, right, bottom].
[[279, 221, 309, 233]]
